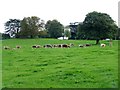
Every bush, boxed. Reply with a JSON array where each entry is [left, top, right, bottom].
[[2, 34, 10, 39]]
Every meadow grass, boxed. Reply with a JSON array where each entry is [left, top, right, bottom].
[[2, 39, 118, 88]]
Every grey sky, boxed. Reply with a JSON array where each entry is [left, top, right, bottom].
[[0, 0, 119, 33]]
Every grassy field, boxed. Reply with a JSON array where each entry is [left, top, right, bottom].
[[2, 39, 118, 88]]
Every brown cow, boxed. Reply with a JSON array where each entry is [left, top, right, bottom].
[[62, 44, 70, 48], [16, 45, 21, 49], [84, 43, 91, 47]]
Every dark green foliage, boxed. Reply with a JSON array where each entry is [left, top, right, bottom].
[[77, 23, 85, 39], [78, 11, 118, 44], [45, 20, 64, 38], [117, 28, 120, 40], [2, 33, 10, 39], [19, 16, 44, 38]]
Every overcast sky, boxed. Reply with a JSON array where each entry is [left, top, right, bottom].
[[0, 0, 119, 33]]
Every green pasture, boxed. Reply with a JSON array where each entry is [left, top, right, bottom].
[[2, 39, 118, 88]]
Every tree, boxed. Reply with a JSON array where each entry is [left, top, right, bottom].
[[4, 19, 21, 37], [45, 20, 64, 38], [19, 16, 44, 38], [82, 11, 118, 44], [77, 23, 86, 39], [2, 33, 10, 39]]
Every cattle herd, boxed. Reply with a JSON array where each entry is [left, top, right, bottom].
[[3, 43, 108, 50], [32, 43, 75, 48]]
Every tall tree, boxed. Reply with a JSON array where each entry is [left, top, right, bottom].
[[77, 23, 85, 39], [45, 20, 64, 38], [4, 19, 21, 37], [82, 11, 118, 44], [20, 16, 44, 38]]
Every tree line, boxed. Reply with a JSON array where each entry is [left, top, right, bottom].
[[1, 11, 119, 44], [3, 17, 64, 39]]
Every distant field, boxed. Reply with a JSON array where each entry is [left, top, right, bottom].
[[2, 39, 118, 88]]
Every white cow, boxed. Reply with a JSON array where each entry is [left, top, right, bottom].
[[100, 44, 106, 47]]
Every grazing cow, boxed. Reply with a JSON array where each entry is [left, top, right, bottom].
[[100, 44, 106, 47], [16, 45, 21, 49], [32, 45, 41, 48], [32, 45, 37, 48], [79, 44, 84, 48], [58, 44, 63, 48], [36, 45, 41, 48], [85, 43, 91, 47], [62, 44, 70, 48], [53, 44, 58, 48], [44, 44, 52, 48], [3, 46, 10, 50]]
